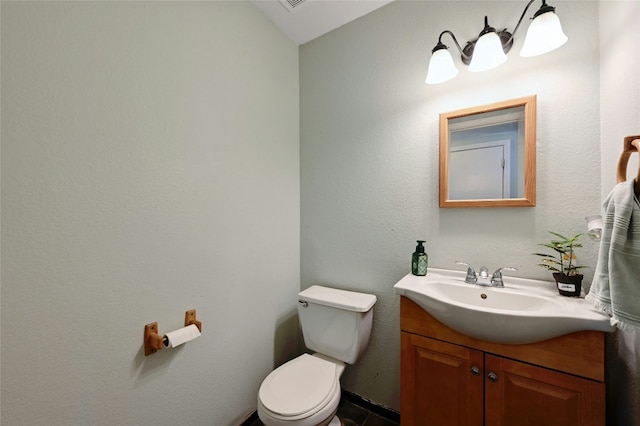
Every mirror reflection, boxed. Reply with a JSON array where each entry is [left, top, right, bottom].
[[439, 96, 536, 208]]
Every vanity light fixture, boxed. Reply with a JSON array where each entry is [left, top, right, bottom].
[[425, 0, 568, 85]]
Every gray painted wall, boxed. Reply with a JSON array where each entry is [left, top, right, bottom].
[[2, 0, 639, 425], [300, 0, 632, 413], [1, 2, 299, 425], [600, 2, 640, 425]]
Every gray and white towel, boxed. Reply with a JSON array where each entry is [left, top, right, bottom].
[[586, 179, 640, 330]]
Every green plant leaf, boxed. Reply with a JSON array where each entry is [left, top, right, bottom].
[[533, 231, 585, 274], [536, 264, 562, 272], [548, 231, 568, 240]]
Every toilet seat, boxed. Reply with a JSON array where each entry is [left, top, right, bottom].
[[258, 354, 339, 420]]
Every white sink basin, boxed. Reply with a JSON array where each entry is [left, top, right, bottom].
[[394, 268, 614, 344]]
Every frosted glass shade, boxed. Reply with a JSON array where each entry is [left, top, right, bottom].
[[426, 48, 459, 84], [520, 11, 568, 57], [468, 32, 507, 72]]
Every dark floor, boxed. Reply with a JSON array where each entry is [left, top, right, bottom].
[[336, 396, 400, 426], [243, 392, 400, 426]]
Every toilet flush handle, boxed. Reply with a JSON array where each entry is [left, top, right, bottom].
[[298, 300, 309, 308]]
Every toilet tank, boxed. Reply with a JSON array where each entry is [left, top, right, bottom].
[[297, 285, 377, 364]]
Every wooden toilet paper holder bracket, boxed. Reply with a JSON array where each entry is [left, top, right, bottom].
[[144, 309, 202, 356], [184, 309, 202, 333]]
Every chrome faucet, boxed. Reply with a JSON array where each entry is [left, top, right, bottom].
[[478, 266, 489, 280], [455, 261, 517, 287], [490, 267, 518, 287], [455, 261, 477, 284]]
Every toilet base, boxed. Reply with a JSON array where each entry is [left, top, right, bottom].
[[257, 388, 341, 426], [328, 416, 341, 426]]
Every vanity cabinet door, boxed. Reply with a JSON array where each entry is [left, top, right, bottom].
[[401, 332, 483, 426], [484, 354, 605, 426]]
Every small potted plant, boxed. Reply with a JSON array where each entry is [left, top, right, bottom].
[[533, 231, 586, 297]]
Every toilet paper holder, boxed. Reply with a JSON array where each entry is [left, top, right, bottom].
[[144, 309, 202, 356]]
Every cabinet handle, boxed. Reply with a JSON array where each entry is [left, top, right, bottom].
[[487, 372, 498, 382], [471, 366, 481, 376]]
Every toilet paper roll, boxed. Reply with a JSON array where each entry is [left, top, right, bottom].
[[163, 324, 201, 349], [586, 214, 603, 232], [585, 214, 603, 240]]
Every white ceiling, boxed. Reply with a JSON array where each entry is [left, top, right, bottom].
[[250, 0, 394, 45]]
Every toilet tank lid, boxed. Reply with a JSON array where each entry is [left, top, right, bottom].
[[298, 285, 377, 312]]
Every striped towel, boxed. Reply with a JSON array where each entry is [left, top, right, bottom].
[[586, 179, 640, 330]]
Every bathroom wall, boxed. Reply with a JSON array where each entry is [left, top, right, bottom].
[[1, 2, 299, 425], [300, 0, 601, 411], [3, 1, 638, 424], [600, 1, 640, 196], [599, 2, 640, 425]]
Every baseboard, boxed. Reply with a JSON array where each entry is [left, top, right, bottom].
[[341, 390, 400, 423], [239, 410, 259, 426]]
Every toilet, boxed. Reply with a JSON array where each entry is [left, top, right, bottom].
[[257, 285, 377, 426]]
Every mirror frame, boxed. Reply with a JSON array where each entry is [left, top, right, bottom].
[[439, 95, 537, 208]]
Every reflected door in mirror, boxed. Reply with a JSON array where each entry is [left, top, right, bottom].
[[449, 141, 510, 200]]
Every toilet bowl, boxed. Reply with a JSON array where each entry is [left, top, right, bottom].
[[257, 354, 344, 426], [256, 285, 376, 426]]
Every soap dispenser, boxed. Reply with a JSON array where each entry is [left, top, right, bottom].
[[411, 240, 428, 276]]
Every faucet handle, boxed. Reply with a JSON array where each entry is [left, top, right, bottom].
[[491, 267, 518, 287], [455, 261, 477, 284]]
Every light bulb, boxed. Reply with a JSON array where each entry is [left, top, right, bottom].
[[520, 10, 568, 57], [469, 32, 507, 72], [426, 48, 459, 84]]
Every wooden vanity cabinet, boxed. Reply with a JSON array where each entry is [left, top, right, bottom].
[[400, 297, 606, 426], [402, 333, 483, 425]]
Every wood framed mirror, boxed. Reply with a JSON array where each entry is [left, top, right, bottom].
[[439, 95, 536, 208]]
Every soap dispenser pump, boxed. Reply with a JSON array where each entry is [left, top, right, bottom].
[[411, 240, 428, 276]]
